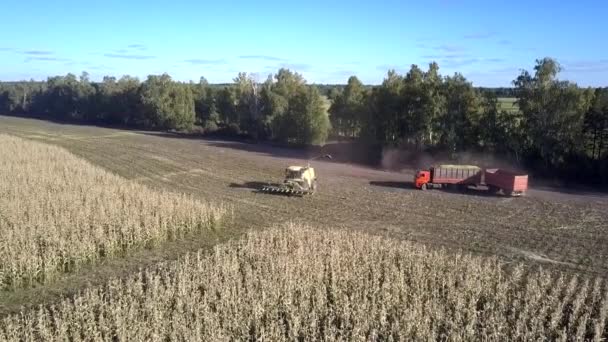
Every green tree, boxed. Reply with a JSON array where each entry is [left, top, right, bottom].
[[3, 82, 34, 113], [514, 58, 594, 168], [478, 91, 502, 151], [327, 87, 341, 102], [116, 76, 142, 126], [364, 70, 404, 146], [478, 91, 524, 160], [78, 72, 96, 120], [0, 84, 9, 113], [286, 86, 330, 145], [259, 69, 330, 145], [233, 72, 262, 137], [45, 73, 91, 120], [216, 87, 237, 126], [329, 76, 367, 138], [421, 62, 445, 146], [583, 88, 608, 161], [192, 77, 215, 125], [439, 73, 480, 154], [257, 75, 284, 139], [359, 64, 446, 150], [97, 76, 119, 123], [140, 74, 195, 130], [97, 75, 141, 125], [399, 65, 425, 145], [265, 69, 301, 140]]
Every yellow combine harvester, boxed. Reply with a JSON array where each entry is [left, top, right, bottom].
[[260, 154, 331, 196]]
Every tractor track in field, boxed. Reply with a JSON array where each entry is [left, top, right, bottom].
[[1, 115, 608, 315]]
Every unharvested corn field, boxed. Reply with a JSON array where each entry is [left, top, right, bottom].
[[2, 225, 607, 341], [0, 134, 226, 289]]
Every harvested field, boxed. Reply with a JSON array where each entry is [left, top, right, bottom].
[[497, 97, 520, 114], [2, 225, 608, 341], [0, 134, 225, 290], [0, 115, 607, 317]]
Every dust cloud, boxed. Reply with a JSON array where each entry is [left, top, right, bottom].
[[380, 146, 525, 173], [319, 140, 525, 174]]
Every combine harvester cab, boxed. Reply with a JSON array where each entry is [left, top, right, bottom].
[[414, 164, 528, 196]]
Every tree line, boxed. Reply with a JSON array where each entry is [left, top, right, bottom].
[[329, 58, 607, 184], [1, 58, 607, 184], [0, 69, 331, 145]]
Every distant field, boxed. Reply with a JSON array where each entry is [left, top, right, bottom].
[[497, 97, 520, 114], [3, 225, 608, 341]]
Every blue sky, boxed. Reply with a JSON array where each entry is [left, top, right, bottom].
[[0, 0, 606, 86]]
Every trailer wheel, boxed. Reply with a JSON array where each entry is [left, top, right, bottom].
[[421, 183, 427, 191], [488, 185, 500, 194]]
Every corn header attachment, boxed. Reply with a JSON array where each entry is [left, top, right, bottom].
[[260, 182, 315, 196], [259, 154, 331, 196]]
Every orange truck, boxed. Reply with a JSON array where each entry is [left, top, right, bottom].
[[414, 164, 528, 196]]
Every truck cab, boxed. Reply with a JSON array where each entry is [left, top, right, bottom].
[[414, 170, 431, 189]]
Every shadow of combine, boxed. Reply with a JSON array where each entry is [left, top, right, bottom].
[[229, 181, 273, 190]]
